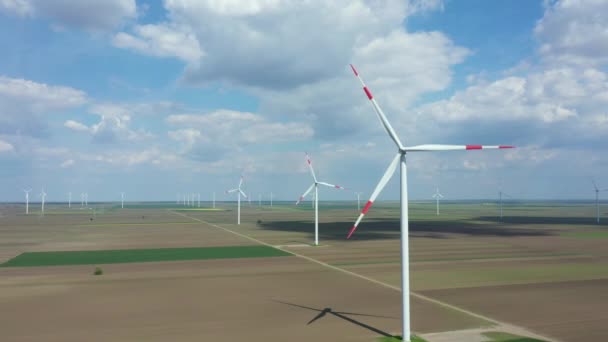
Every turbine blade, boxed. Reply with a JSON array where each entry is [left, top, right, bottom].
[[403, 144, 515, 152], [350, 64, 404, 150], [347, 153, 400, 239], [318, 182, 345, 190], [226, 188, 238, 194], [296, 184, 315, 205], [239, 190, 247, 198], [307, 311, 327, 325], [305, 153, 318, 182]]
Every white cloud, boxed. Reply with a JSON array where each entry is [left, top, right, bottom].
[[112, 24, 203, 63], [0, 76, 87, 137], [1, 0, 136, 31], [0, 0, 33, 16], [167, 109, 313, 145], [535, 0, 608, 66], [64, 103, 154, 143], [0, 76, 87, 111], [0, 139, 14, 152], [60, 159, 74, 168], [64, 120, 90, 132]]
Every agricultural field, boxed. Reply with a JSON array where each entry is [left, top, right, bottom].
[[0, 200, 606, 341]]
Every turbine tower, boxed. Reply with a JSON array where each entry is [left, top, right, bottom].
[[499, 189, 511, 221], [432, 188, 444, 215], [270, 192, 273, 208], [296, 153, 346, 246], [226, 176, 247, 224], [68, 192, 72, 208], [259, 193, 262, 207], [592, 180, 607, 223], [39, 188, 47, 216], [23, 189, 31, 215], [346, 64, 513, 342], [213, 192, 216, 209], [120, 192, 125, 209], [355, 192, 363, 211]]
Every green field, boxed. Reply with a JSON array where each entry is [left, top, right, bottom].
[[1, 245, 291, 267]]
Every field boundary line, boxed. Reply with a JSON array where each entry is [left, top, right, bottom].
[[170, 210, 560, 342]]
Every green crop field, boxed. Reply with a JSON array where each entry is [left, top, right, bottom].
[[1, 245, 291, 267]]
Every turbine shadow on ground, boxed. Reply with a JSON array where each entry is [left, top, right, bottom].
[[476, 216, 608, 226], [258, 219, 554, 241], [273, 300, 399, 339]]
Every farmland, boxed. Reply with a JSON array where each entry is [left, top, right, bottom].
[[0, 200, 606, 341]]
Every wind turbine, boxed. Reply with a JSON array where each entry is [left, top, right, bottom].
[[432, 188, 444, 215], [23, 189, 31, 215], [270, 192, 273, 208], [68, 192, 72, 208], [198, 193, 201, 208], [346, 65, 513, 342], [498, 189, 511, 221], [259, 193, 262, 207], [80, 193, 84, 208], [355, 192, 363, 211], [213, 192, 216, 209], [296, 153, 346, 246], [120, 192, 125, 209], [39, 188, 47, 216], [226, 176, 247, 224], [592, 180, 607, 223]]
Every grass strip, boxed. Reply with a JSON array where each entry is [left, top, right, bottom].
[[1, 245, 291, 267]]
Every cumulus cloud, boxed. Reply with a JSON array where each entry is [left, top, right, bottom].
[[112, 24, 203, 63], [64, 120, 89, 132], [167, 109, 314, 161], [0, 0, 136, 31], [535, 0, 608, 66], [64, 103, 154, 143], [0, 76, 87, 137], [0, 139, 14, 152], [60, 159, 74, 168]]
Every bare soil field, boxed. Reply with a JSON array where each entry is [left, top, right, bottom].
[[421, 279, 608, 341]]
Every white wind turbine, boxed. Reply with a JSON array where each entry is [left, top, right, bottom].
[[355, 192, 363, 211], [68, 192, 72, 208], [296, 153, 346, 246], [432, 187, 444, 215], [226, 176, 247, 225], [213, 192, 216, 209], [592, 180, 607, 224], [39, 188, 47, 216], [270, 192, 273, 208], [346, 65, 514, 342], [23, 189, 31, 215], [120, 192, 125, 209], [198, 193, 201, 208], [80, 193, 84, 208]]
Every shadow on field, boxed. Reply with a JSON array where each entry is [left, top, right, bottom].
[[258, 218, 553, 241], [476, 216, 608, 226], [274, 300, 398, 338]]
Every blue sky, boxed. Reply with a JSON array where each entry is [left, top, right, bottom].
[[1, 0, 607, 202]]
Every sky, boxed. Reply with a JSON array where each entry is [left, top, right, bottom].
[[1, 0, 607, 202]]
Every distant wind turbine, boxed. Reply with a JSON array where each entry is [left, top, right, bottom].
[[39, 188, 47, 215], [259, 193, 262, 207], [120, 192, 125, 209], [432, 188, 444, 215], [68, 192, 72, 208], [499, 189, 511, 221], [355, 192, 363, 211], [270, 192, 273, 208], [226, 176, 247, 225], [592, 179, 607, 224], [23, 189, 31, 215], [213, 192, 216, 209], [296, 153, 346, 246]]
